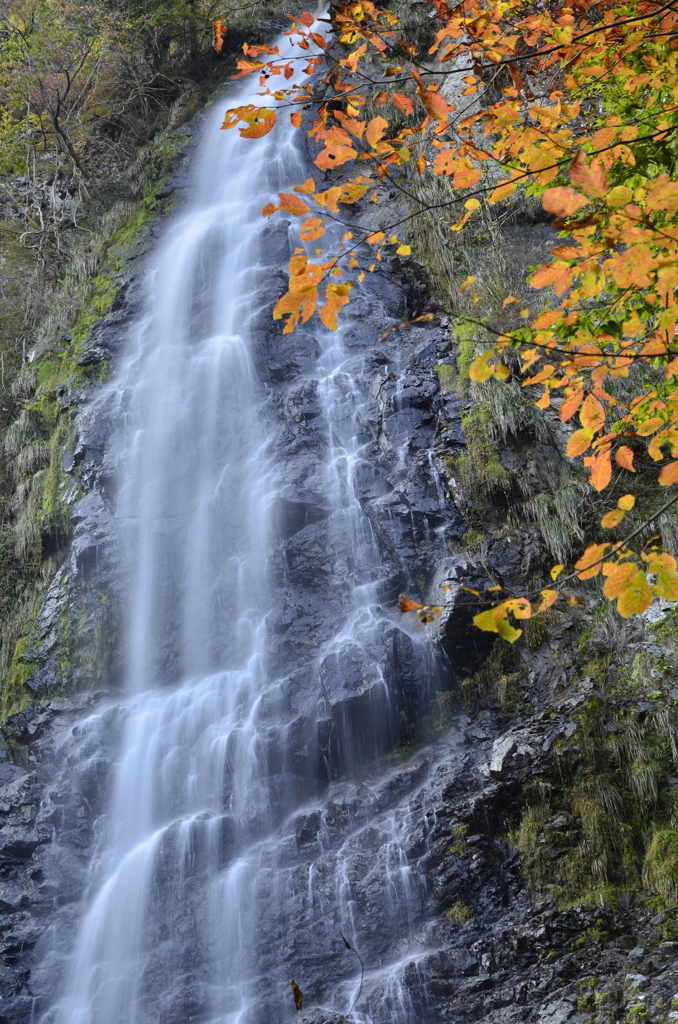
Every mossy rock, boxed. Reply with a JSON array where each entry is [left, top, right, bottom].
[[643, 830, 678, 904]]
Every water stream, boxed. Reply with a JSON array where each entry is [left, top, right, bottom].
[[43, 30, 442, 1024]]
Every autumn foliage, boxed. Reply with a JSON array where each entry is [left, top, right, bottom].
[[223, 0, 678, 638]]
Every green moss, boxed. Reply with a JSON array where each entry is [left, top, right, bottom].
[[3, 613, 40, 716], [449, 823, 469, 855], [446, 900, 471, 925], [643, 830, 678, 903], [448, 405, 513, 500]]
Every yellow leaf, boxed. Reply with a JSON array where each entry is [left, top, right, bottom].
[[607, 185, 633, 208], [469, 350, 495, 383], [567, 428, 594, 457], [535, 589, 558, 613], [473, 605, 524, 643], [396, 244, 411, 255], [550, 564, 565, 581], [460, 275, 478, 294], [618, 494, 635, 511], [616, 570, 653, 618], [465, 198, 480, 212], [651, 565, 678, 601]]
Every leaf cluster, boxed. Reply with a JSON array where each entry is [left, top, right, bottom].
[[222, 0, 678, 633]]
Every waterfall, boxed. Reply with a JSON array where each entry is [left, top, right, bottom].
[[42, 27, 442, 1024]]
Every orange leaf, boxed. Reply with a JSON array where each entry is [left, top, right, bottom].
[[278, 193, 310, 216], [432, 149, 457, 175], [579, 393, 605, 431], [569, 150, 607, 198], [235, 106, 277, 139], [398, 594, 423, 612], [603, 561, 638, 599], [529, 261, 570, 289], [291, 111, 303, 129], [453, 166, 481, 189], [584, 447, 612, 491], [659, 461, 678, 486], [615, 446, 636, 472], [319, 282, 352, 330], [646, 175, 678, 214], [574, 543, 609, 580], [567, 427, 594, 457], [365, 116, 388, 149], [294, 178, 316, 194], [608, 245, 655, 290], [315, 143, 358, 170], [559, 386, 584, 422], [542, 187, 591, 218], [212, 20, 227, 54], [418, 88, 448, 123], [393, 93, 414, 115], [636, 416, 664, 436], [415, 153, 427, 175], [504, 598, 532, 620], [616, 570, 653, 618], [299, 216, 325, 241]]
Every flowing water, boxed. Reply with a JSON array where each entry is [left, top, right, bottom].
[[43, 30, 442, 1024]]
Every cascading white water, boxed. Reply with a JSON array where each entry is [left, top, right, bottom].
[[43, 25, 441, 1024]]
